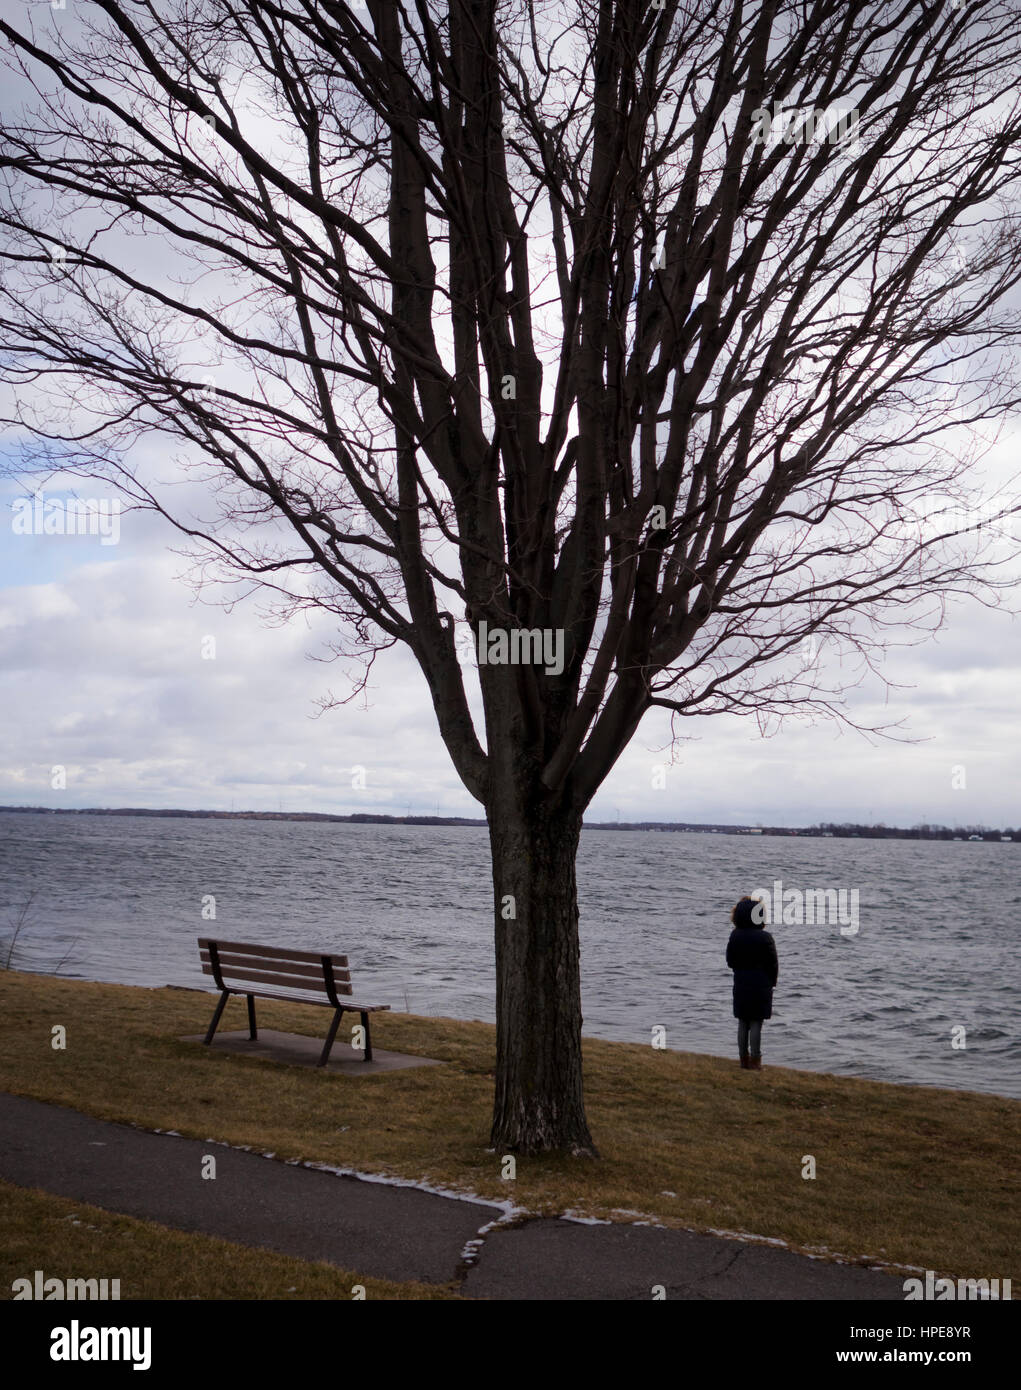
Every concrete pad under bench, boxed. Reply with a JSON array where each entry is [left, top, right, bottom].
[[180, 1027, 444, 1075]]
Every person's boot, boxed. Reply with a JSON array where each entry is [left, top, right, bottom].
[[748, 1056, 762, 1070], [739, 1055, 749, 1069]]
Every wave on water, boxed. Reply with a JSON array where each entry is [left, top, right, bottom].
[[0, 812, 1017, 1100]]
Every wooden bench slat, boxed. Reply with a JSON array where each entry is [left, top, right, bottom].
[[198, 938, 348, 968], [213, 986, 390, 1012], [201, 963, 353, 995], [200, 949, 351, 984]]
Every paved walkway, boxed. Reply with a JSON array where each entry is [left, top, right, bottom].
[[0, 1093, 906, 1300]]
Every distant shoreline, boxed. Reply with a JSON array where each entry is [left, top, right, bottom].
[[1, 803, 1016, 842]]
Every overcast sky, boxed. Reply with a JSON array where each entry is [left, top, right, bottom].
[[2, 6, 1020, 833], [2, 458, 1019, 830]]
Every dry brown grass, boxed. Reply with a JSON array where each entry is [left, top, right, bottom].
[[0, 970, 1016, 1280], [0, 1181, 459, 1300]]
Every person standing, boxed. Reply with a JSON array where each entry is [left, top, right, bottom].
[[726, 896, 779, 1070]]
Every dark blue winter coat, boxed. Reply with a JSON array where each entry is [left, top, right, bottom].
[[726, 925, 779, 1021]]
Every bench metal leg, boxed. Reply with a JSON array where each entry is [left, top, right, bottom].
[[361, 1011, 372, 1062], [203, 990, 230, 1046], [246, 993, 257, 1040], [318, 1007, 344, 1068]]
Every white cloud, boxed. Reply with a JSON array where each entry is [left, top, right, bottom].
[[1, 511, 1018, 829]]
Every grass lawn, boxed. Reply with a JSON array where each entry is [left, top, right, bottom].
[[0, 970, 1017, 1283], [0, 1181, 459, 1300]]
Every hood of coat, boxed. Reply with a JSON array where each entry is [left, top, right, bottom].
[[731, 897, 766, 930]]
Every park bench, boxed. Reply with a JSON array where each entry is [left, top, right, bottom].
[[197, 938, 390, 1066]]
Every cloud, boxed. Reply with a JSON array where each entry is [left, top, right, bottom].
[[2, 445, 1019, 829]]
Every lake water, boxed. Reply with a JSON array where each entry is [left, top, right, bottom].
[[0, 811, 1017, 1099]]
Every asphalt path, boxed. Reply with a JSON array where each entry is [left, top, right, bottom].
[[0, 1093, 906, 1300]]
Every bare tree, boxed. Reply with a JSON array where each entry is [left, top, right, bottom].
[[2, 0, 1021, 1153]]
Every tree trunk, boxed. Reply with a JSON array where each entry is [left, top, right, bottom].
[[487, 792, 597, 1156]]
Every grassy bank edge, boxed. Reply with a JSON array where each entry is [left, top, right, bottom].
[[0, 1180, 462, 1301], [0, 970, 1016, 1282]]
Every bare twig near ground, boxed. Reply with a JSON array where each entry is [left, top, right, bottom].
[[1, 892, 79, 975], [6, 1, 1021, 1152], [0, 971, 1016, 1280], [1, 892, 38, 970], [49, 936, 82, 977]]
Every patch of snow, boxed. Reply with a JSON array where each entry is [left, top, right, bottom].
[[704, 1226, 793, 1247], [185, 1128, 521, 1215], [296, 1158, 516, 1214], [129, 1122, 914, 1275]]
